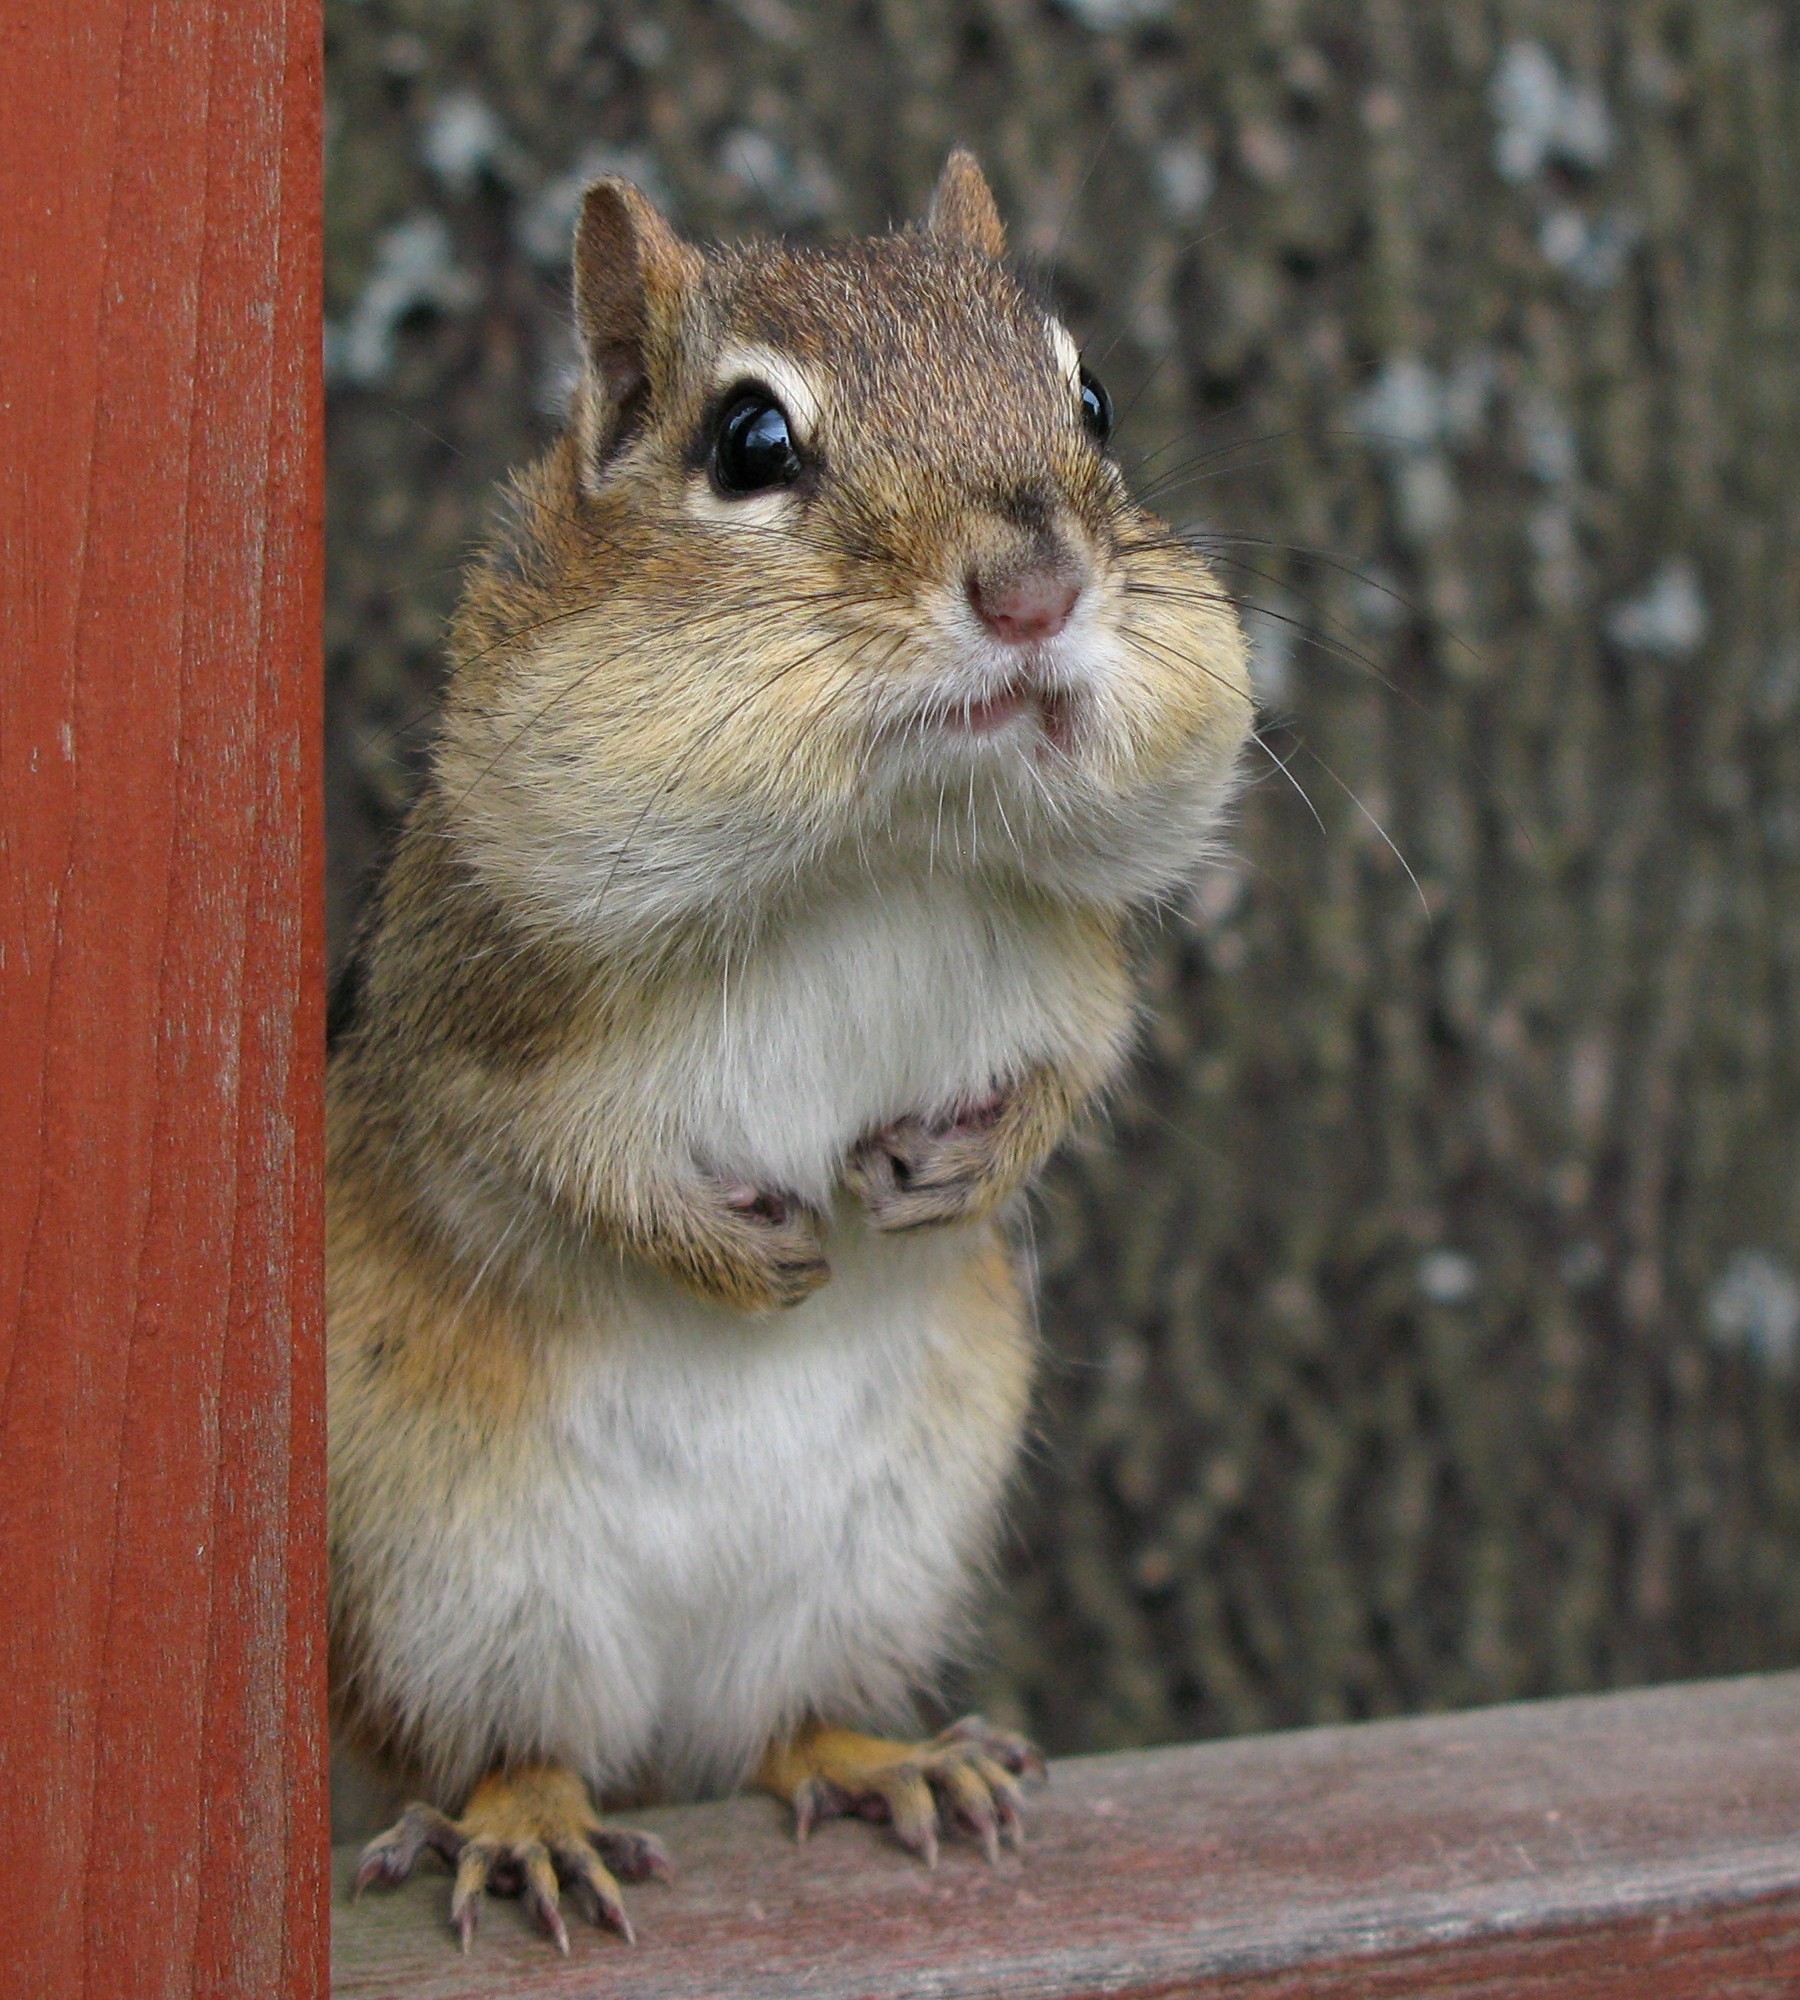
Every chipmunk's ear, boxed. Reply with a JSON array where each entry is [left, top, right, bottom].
[[572, 178, 702, 475], [925, 149, 1006, 259]]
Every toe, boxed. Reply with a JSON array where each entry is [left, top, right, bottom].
[[941, 1715, 1046, 1782], [354, 1803, 465, 1897], [519, 1843, 569, 1955], [450, 1839, 497, 1953], [792, 1774, 846, 1842], [589, 1825, 673, 1884], [937, 1760, 1001, 1863], [968, 1755, 1026, 1850], [554, 1843, 634, 1943], [878, 1766, 941, 1867]]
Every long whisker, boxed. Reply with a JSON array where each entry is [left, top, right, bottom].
[[1246, 730, 1329, 839], [1295, 741, 1433, 922]]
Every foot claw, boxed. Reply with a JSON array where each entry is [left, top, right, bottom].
[[528, 1888, 571, 1956]]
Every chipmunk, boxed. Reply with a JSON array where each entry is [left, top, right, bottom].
[[330, 150, 1251, 1952]]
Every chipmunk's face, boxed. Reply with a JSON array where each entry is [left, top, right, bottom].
[[440, 155, 1251, 944]]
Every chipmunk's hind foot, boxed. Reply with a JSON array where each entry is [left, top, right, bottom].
[[760, 1716, 1044, 1867], [353, 1763, 670, 1955]]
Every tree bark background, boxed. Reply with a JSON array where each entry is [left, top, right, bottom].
[[325, 0, 1800, 1755]]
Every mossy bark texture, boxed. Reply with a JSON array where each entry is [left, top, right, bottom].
[[326, 1, 1800, 1754]]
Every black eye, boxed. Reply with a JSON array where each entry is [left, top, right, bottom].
[[712, 392, 803, 495], [1079, 365, 1113, 447]]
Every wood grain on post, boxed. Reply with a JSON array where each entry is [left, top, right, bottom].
[[0, 5, 326, 1997], [334, 1675, 1800, 1998]]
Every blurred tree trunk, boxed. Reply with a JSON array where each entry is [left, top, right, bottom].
[[325, 0, 1800, 1754]]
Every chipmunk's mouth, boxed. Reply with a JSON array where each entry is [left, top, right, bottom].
[[944, 682, 1079, 754], [958, 687, 1030, 733]]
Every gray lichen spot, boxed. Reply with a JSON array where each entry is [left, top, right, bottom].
[[716, 127, 840, 225], [1417, 1250, 1479, 1306], [1538, 207, 1641, 290], [1351, 357, 1490, 541], [1706, 1253, 1800, 1373], [1490, 42, 1616, 183], [1527, 500, 1583, 610], [419, 91, 514, 196], [1515, 386, 1579, 486], [1354, 352, 1497, 456], [1057, 0, 1174, 28], [1605, 560, 1709, 661], [1154, 142, 1215, 221], [1352, 356, 1443, 454], [330, 214, 479, 388]]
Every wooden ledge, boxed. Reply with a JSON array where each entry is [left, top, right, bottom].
[[332, 1673, 1800, 1997]]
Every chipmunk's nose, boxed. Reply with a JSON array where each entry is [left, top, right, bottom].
[[967, 564, 1082, 645]]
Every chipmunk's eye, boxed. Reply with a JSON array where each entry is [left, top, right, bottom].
[[712, 391, 803, 495], [1078, 365, 1113, 447]]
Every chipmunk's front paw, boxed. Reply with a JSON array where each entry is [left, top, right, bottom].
[[353, 1764, 670, 1955], [703, 1180, 830, 1309], [846, 1090, 1015, 1231], [759, 1717, 1045, 1867]]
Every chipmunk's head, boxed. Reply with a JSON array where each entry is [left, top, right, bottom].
[[439, 152, 1252, 949]]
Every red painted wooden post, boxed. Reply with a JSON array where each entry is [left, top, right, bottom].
[[0, 5, 326, 1997]]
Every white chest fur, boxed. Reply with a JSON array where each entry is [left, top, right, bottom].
[[605, 877, 1121, 1207]]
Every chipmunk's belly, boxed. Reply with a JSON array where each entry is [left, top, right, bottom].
[[436, 1224, 1026, 1801]]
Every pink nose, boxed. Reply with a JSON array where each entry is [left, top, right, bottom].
[[969, 567, 1081, 644]]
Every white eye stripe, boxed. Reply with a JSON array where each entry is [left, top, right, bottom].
[[1046, 320, 1081, 393], [685, 485, 797, 529], [710, 345, 825, 445]]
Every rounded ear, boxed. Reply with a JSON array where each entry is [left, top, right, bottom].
[[925, 149, 1006, 259], [572, 179, 702, 472]]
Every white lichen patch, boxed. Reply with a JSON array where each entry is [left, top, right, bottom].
[[1417, 1249, 1479, 1306], [419, 91, 516, 196], [1490, 41, 1616, 183], [330, 214, 479, 388], [1057, 0, 1173, 28], [1154, 142, 1215, 221], [1605, 561, 1709, 661], [1706, 1253, 1800, 1373], [1538, 207, 1641, 290]]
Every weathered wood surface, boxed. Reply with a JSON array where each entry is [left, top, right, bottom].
[[333, 1673, 1800, 1997], [0, 4, 327, 1997]]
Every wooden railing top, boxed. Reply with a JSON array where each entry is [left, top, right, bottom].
[[331, 1671, 1800, 1997]]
